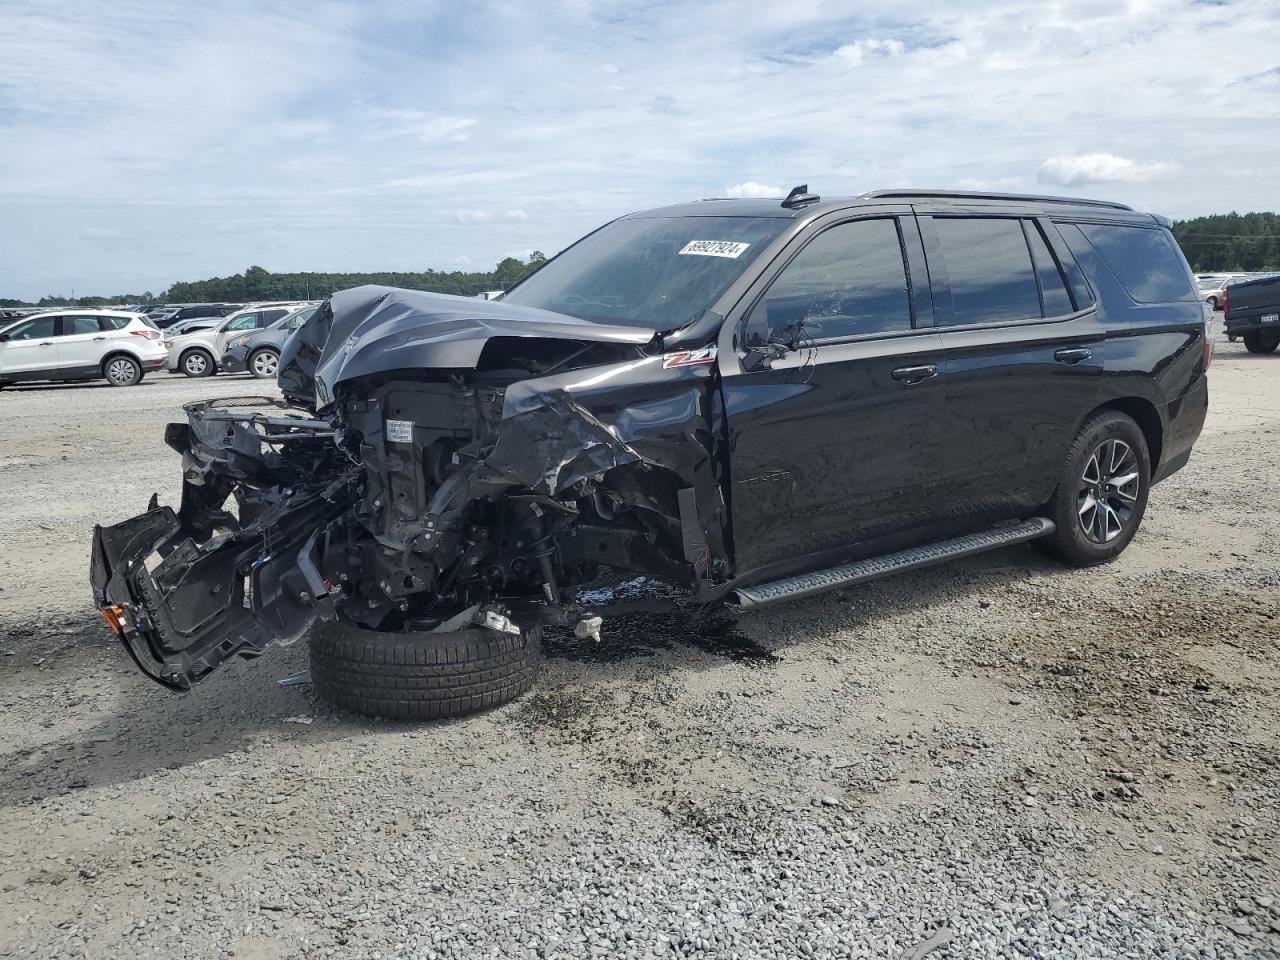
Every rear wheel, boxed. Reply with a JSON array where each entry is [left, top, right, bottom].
[[249, 347, 280, 379], [1207, 296, 1219, 311], [1243, 330, 1280, 354], [1037, 410, 1151, 567], [310, 619, 542, 721], [103, 355, 142, 386], [180, 348, 214, 377]]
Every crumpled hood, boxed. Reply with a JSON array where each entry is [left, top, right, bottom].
[[278, 285, 655, 407]]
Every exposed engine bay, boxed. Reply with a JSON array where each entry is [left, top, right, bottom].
[[92, 286, 730, 689]]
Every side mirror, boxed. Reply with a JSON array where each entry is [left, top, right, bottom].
[[0, 333, 10, 342]]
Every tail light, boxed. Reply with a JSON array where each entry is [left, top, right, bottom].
[[1222, 288, 1229, 314], [130, 329, 162, 341], [1204, 337, 1213, 371]]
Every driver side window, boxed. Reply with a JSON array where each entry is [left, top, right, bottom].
[[759, 218, 912, 341], [8, 317, 57, 340], [226, 313, 260, 331]]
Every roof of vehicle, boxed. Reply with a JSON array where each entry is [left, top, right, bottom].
[[16, 309, 145, 319], [628, 189, 1158, 224]]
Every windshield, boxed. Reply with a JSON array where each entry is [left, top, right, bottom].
[[1196, 279, 1222, 289], [501, 215, 787, 330]]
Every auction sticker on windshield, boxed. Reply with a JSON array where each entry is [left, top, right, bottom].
[[678, 240, 751, 259]]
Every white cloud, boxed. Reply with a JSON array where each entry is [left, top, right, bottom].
[[1038, 153, 1179, 186], [455, 209, 530, 225], [725, 181, 784, 198], [833, 38, 905, 67]]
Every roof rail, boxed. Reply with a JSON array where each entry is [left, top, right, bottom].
[[861, 189, 1134, 211]]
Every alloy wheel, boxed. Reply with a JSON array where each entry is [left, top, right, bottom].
[[1077, 438, 1140, 543], [251, 350, 278, 378], [184, 352, 208, 376], [107, 358, 139, 385]]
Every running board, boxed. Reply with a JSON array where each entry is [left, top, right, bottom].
[[728, 518, 1055, 610]]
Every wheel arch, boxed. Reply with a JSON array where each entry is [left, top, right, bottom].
[[1088, 396, 1164, 470], [100, 348, 143, 370]]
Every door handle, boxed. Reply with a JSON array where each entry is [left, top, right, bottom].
[[1054, 348, 1092, 364], [891, 364, 938, 384], [38, 341, 53, 346], [93, 336, 106, 341]]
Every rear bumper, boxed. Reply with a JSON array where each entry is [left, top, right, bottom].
[[1224, 313, 1279, 336], [1153, 373, 1208, 484]]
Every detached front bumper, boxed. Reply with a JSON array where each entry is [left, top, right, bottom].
[[91, 506, 324, 690], [90, 397, 355, 690]]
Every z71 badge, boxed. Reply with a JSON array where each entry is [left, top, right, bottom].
[[662, 346, 717, 369]]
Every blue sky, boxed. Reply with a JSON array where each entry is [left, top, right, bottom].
[[1, 0, 1277, 299]]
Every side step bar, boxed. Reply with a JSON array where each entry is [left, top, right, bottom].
[[728, 518, 1055, 610]]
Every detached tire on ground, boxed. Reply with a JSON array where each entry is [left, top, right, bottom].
[[309, 619, 542, 721]]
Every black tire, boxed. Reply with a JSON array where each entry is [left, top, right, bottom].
[[180, 348, 215, 377], [1037, 410, 1151, 567], [310, 619, 542, 721], [1243, 331, 1280, 354], [1207, 296, 1219, 311], [102, 354, 142, 386], [248, 347, 280, 379]]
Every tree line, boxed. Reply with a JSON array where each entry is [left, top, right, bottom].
[[8, 213, 1280, 308], [3, 253, 548, 308], [1169, 212, 1280, 273]]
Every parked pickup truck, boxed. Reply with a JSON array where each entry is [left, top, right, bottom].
[[1224, 276, 1280, 354]]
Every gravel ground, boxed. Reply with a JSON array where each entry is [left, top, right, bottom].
[[1, 327, 1278, 960]]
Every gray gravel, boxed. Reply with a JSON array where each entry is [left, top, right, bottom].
[[1, 334, 1278, 960]]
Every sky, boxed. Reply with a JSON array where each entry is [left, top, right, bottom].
[[0, 0, 1277, 300]]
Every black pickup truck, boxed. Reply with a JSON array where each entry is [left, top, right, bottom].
[[1224, 276, 1280, 353]]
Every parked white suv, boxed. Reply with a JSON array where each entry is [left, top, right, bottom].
[[165, 305, 305, 377], [0, 310, 166, 388]]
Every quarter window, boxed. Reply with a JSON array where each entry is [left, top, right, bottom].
[[759, 218, 912, 341], [934, 218, 1042, 325], [1075, 223, 1194, 303]]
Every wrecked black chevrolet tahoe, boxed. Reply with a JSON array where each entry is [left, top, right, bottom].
[[92, 187, 1209, 719]]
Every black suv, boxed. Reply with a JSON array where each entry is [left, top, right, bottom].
[[91, 188, 1208, 720]]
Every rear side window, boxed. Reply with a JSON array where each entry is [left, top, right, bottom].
[[758, 217, 912, 340], [1025, 223, 1074, 316], [933, 218, 1042, 324], [63, 315, 101, 335], [99, 316, 130, 330], [1075, 223, 1194, 303], [261, 309, 289, 325]]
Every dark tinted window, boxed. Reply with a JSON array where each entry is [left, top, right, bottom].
[[501, 216, 786, 330], [934, 218, 1042, 324], [1025, 223, 1074, 316], [261, 309, 289, 325], [760, 218, 911, 340], [63, 315, 101, 335], [8, 316, 56, 340], [1076, 223, 1194, 303]]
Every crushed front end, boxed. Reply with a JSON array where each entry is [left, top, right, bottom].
[[92, 287, 732, 690]]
